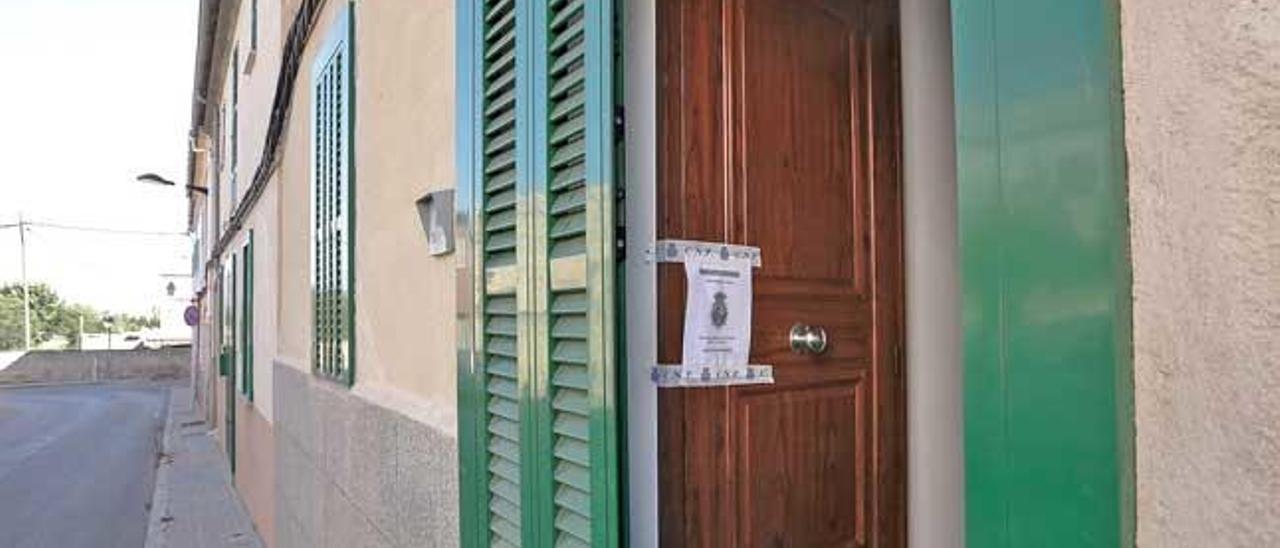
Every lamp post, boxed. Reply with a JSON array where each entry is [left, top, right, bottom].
[[18, 213, 30, 351], [136, 173, 208, 195]]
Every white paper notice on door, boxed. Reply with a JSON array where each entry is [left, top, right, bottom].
[[681, 253, 753, 368]]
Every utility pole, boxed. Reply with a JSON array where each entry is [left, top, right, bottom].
[[18, 212, 31, 351]]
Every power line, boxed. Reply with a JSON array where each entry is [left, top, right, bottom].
[[0, 220, 188, 238]]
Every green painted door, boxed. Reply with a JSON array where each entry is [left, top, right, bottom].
[[458, 1, 622, 546], [951, 0, 1134, 545]]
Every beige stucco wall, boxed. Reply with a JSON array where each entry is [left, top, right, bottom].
[[1122, 1, 1280, 545], [277, 0, 457, 432], [235, 399, 277, 548]]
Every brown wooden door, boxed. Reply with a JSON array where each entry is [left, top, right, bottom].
[[657, 0, 905, 546]]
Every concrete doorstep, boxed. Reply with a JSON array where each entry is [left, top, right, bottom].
[[145, 386, 264, 548]]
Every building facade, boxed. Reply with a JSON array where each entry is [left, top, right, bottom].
[[184, 1, 1279, 547]]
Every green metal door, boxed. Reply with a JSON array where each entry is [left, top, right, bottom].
[[951, 0, 1134, 545], [458, 1, 622, 546]]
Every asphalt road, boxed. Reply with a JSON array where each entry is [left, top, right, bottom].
[[0, 384, 169, 548]]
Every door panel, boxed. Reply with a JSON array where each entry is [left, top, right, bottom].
[[658, 0, 904, 545]]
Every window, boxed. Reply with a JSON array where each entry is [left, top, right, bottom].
[[250, 0, 258, 50], [229, 45, 239, 210], [219, 260, 235, 377], [238, 232, 254, 400], [310, 6, 354, 384], [245, 0, 258, 73]]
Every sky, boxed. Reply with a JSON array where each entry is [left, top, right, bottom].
[[0, 0, 197, 317]]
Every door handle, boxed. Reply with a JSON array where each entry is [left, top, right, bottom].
[[789, 323, 829, 355]]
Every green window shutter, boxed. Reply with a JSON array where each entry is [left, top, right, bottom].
[[311, 4, 355, 385], [460, 1, 620, 546], [477, 0, 524, 545], [241, 232, 255, 400]]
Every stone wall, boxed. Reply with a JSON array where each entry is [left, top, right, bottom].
[[0, 347, 190, 385], [273, 362, 458, 548]]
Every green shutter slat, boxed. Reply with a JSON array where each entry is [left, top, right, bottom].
[[553, 412, 589, 442], [554, 461, 590, 492], [549, 22, 583, 54], [486, 295, 517, 315], [550, 116, 585, 146], [484, 148, 517, 175], [554, 486, 591, 520], [550, 162, 586, 193], [551, 364, 589, 391], [552, 389, 589, 419], [549, 212, 587, 241], [485, 230, 517, 253], [551, 339, 588, 365], [550, 187, 586, 216], [486, 357, 518, 379], [490, 497, 521, 529], [490, 455, 520, 483], [487, 378, 519, 400], [551, 316, 588, 340], [485, 108, 517, 137], [549, 140, 586, 169], [488, 397, 518, 422], [550, 291, 587, 315], [549, 0, 584, 31], [550, 92, 585, 123], [485, 87, 516, 117], [485, 46, 516, 77], [488, 415, 520, 442], [485, 208, 518, 232], [548, 65, 585, 100], [554, 507, 591, 545], [485, 168, 518, 194], [485, 316, 518, 337], [486, 336, 517, 358], [484, 9, 515, 42], [485, 187, 517, 212]]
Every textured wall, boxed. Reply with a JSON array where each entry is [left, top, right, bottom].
[[1121, 1, 1280, 545], [274, 362, 459, 548]]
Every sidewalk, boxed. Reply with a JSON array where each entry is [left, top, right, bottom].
[[145, 386, 264, 548]]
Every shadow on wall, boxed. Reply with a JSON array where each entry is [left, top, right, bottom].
[[0, 348, 191, 385]]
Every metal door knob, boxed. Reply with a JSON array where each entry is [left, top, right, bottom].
[[789, 323, 829, 355]]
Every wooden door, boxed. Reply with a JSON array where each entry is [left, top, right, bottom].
[[657, 0, 905, 546]]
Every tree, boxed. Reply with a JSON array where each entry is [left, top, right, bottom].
[[0, 283, 158, 351]]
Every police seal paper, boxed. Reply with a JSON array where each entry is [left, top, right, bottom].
[[681, 254, 753, 367]]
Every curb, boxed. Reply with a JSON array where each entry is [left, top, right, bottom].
[[143, 386, 180, 548]]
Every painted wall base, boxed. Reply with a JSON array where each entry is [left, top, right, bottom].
[[273, 361, 459, 548]]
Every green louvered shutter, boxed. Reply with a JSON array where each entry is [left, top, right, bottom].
[[241, 232, 254, 400], [533, 1, 619, 546], [460, 1, 620, 546], [311, 5, 355, 385], [479, 0, 525, 545]]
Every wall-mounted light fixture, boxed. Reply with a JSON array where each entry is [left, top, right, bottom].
[[137, 173, 209, 195], [416, 189, 455, 256]]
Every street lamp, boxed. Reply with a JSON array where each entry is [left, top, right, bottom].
[[136, 173, 208, 195]]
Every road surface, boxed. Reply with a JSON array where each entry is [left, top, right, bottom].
[[0, 384, 169, 548]]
